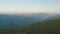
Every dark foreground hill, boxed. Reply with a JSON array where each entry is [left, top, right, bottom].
[[0, 16, 60, 34]]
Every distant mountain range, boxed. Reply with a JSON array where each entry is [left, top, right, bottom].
[[0, 13, 60, 29]]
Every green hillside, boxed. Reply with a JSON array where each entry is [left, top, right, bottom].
[[0, 17, 60, 34]]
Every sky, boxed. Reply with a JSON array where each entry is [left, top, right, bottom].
[[0, 0, 60, 14]]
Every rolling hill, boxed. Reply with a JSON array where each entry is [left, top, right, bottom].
[[0, 13, 54, 29], [0, 13, 60, 34]]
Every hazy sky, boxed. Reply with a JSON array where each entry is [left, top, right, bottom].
[[0, 0, 60, 14]]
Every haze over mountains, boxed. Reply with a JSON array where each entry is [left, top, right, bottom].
[[0, 13, 60, 29]]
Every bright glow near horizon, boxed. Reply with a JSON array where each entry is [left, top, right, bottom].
[[0, 0, 60, 14]]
